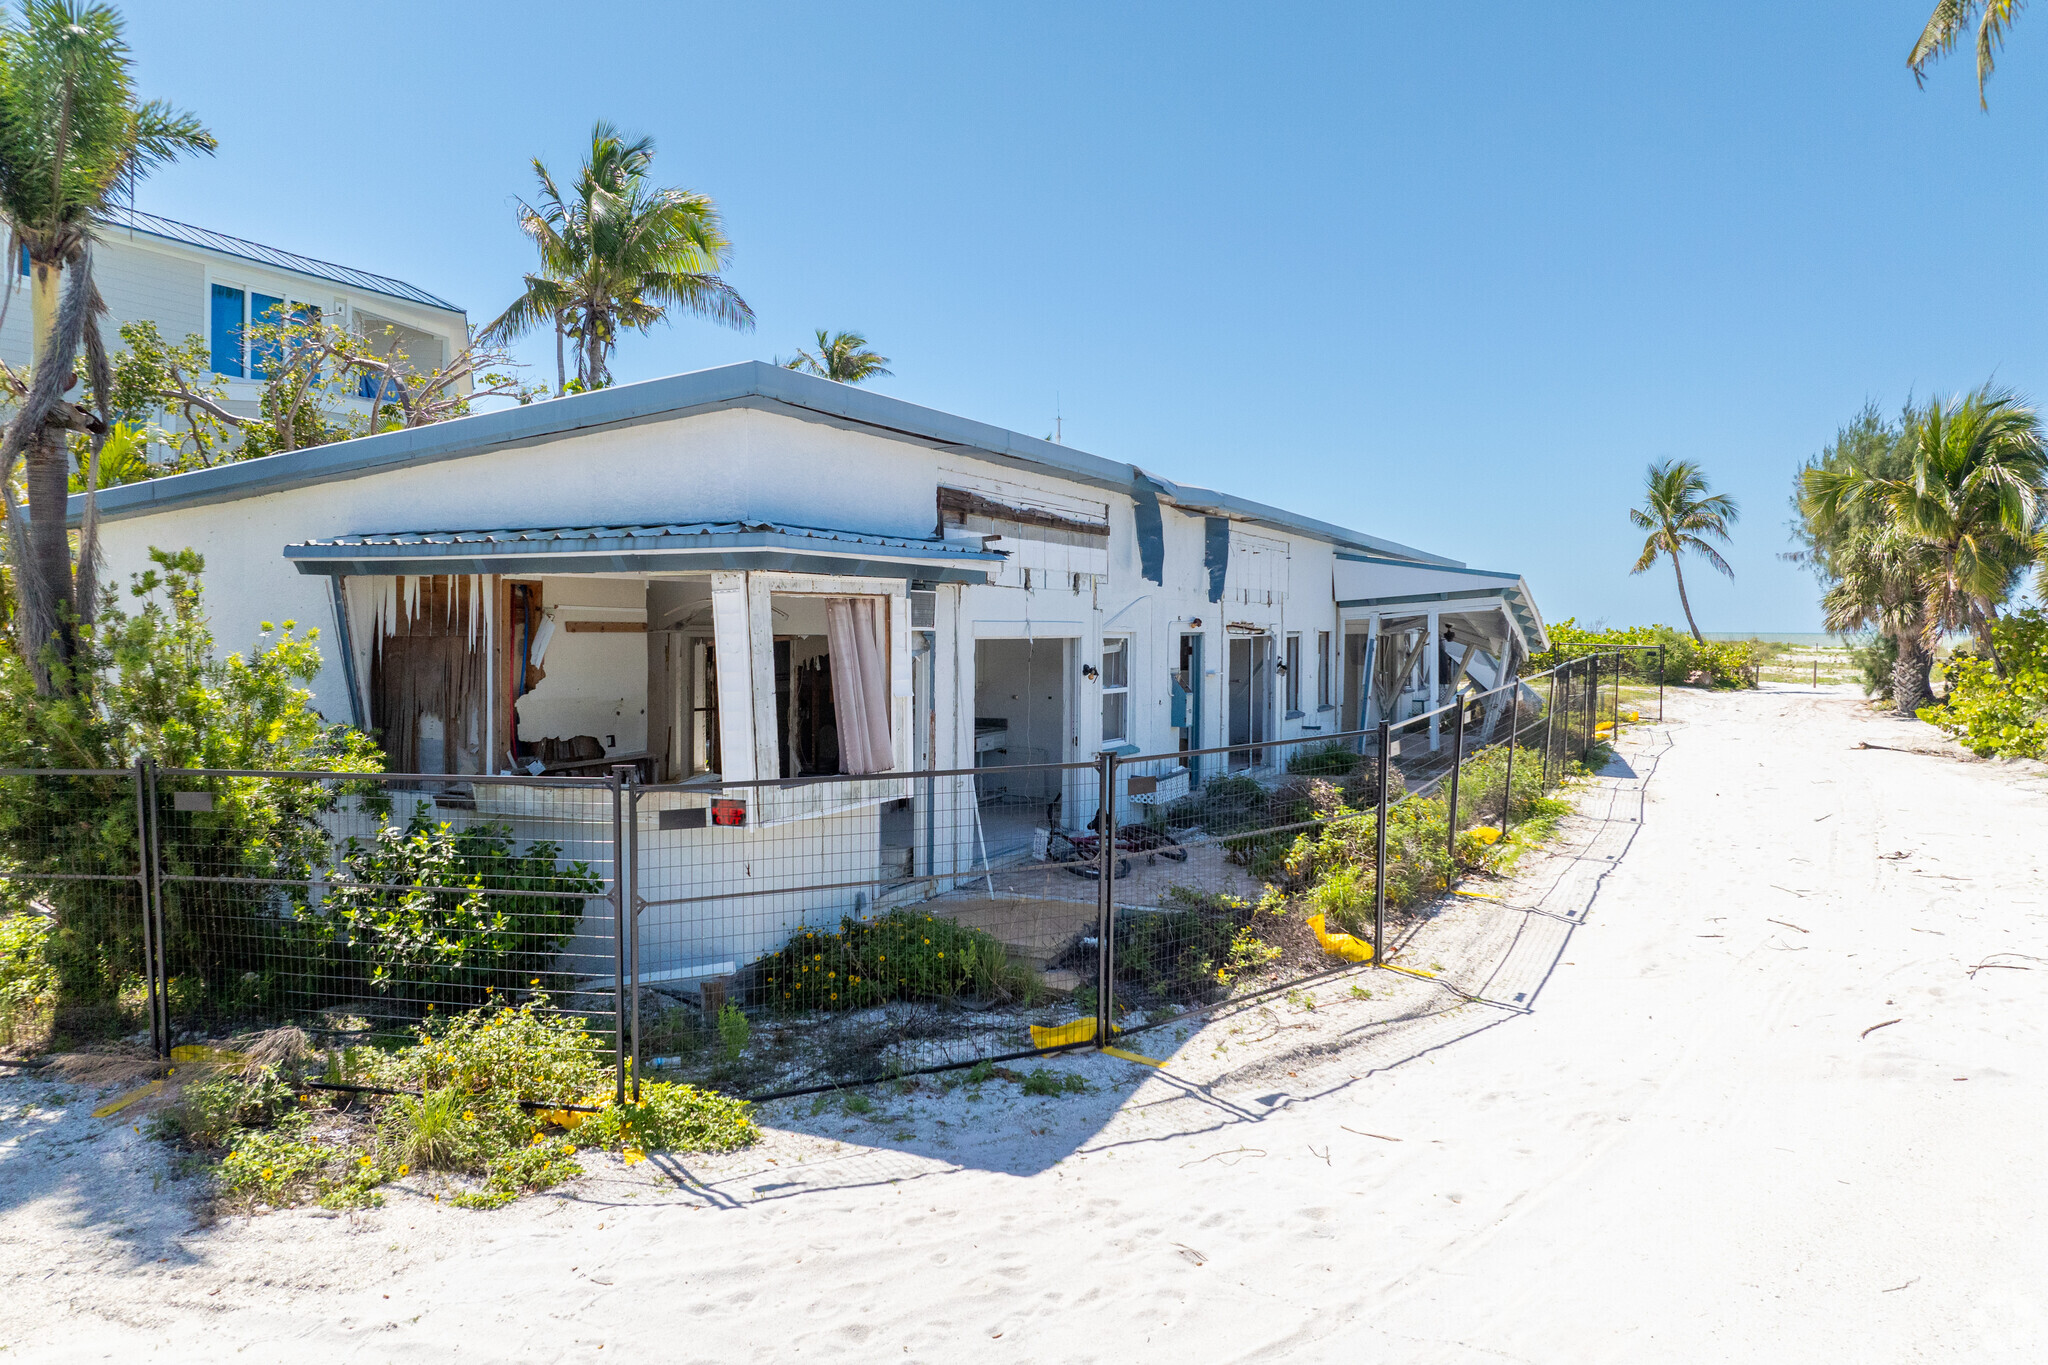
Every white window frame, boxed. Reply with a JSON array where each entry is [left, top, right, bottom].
[[1099, 635, 1131, 746], [1284, 632, 1302, 716]]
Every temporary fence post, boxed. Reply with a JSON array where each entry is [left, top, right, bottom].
[[140, 758, 170, 1056], [132, 760, 164, 1060], [1542, 668, 1557, 789], [1374, 720, 1390, 963], [1094, 751, 1117, 1047], [607, 768, 628, 1106], [1446, 697, 1466, 860], [618, 765, 642, 1104], [1611, 653, 1620, 733], [1501, 694, 1517, 841], [1584, 657, 1597, 760]]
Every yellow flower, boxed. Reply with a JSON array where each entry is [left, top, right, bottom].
[[530, 977, 540, 985], [261, 1167, 273, 1179], [462, 1111, 475, 1122], [566, 1145, 577, 1155], [359, 1154, 371, 1165], [398, 1165, 409, 1176]]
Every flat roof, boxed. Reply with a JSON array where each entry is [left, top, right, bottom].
[[102, 206, 464, 315], [69, 360, 1461, 567]]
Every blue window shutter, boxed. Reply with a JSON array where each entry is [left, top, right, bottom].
[[249, 293, 285, 378], [209, 284, 245, 376], [1169, 673, 1189, 728], [17, 245, 26, 278]]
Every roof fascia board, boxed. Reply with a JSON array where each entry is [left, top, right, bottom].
[[68, 360, 1455, 564], [1337, 587, 1513, 609], [288, 548, 992, 582], [1335, 550, 1517, 579]]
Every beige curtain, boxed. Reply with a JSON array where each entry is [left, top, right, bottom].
[[826, 596, 894, 774]]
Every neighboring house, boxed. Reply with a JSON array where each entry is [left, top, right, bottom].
[[71, 362, 1547, 980], [0, 206, 468, 420]]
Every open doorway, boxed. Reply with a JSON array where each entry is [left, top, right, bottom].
[[973, 636, 1071, 858], [1227, 633, 1274, 769]]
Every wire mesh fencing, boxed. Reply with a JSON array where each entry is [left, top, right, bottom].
[[144, 769, 623, 1062], [0, 767, 155, 1050], [2, 654, 1641, 1096]]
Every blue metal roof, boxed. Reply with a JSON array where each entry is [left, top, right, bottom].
[[283, 520, 1007, 583], [100, 206, 464, 315], [72, 361, 1461, 568]]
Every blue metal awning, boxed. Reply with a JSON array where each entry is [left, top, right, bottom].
[[283, 520, 1006, 582]]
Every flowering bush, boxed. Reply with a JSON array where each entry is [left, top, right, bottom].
[[757, 909, 1037, 1012]]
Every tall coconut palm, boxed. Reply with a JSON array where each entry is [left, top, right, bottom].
[[1807, 386, 2046, 670], [782, 329, 891, 385], [1629, 459, 1739, 643], [1911, 0, 2026, 107], [0, 0, 212, 685], [482, 122, 752, 393]]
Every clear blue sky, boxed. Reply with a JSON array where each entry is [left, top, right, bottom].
[[122, 2, 2047, 633]]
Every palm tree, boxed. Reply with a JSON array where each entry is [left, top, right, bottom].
[[0, 0, 212, 686], [1911, 0, 2026, 107], [1819, 520, 1941, 716], [482, 122, 753, 393], [1807, 386, 2046, 671], [782, 330, 891, 385], [1629, 459, 1739, 643]]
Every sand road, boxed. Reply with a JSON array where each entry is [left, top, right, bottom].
[[5, 684, 2047, 1362]]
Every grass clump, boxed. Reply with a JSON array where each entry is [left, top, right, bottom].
[[583, 1081, 757, 1153], [1019, 1068, 1087, 1096]]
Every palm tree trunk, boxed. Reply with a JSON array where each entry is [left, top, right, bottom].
[[554, 313, 565, 396], [1670, 554, 1703, 643], [24, 428, 74, 663], [1891, 629, 1930, 718]]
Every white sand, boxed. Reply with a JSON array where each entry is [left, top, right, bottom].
[[6, 684, 2048, 1362]]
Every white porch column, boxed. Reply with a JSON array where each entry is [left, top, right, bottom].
[[1426, 607, 1441, 751], [708, 571, 758, 781]]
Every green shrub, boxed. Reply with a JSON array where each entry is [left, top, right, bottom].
[[581, 1081, 756, 1153], [756, 909, 1037, 1013], [0, 550, 382, 1019], [0, 911, 55, 1049], [364, 990, 611, 1108], [1920, 611, 2048, 759], [306, 811, 602, 1008], [1286, 742, 1359, 778], [457, 1136, 584, 1208], [219, 1125, 335, 1206], [1530, 618, 1761, 689], [151, 1068, 301, 1147], [715, 1002, 749, 1061]]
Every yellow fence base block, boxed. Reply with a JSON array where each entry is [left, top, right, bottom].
[[1468, 826, 1502, 846], [1101, 1045, 1165, 1067], [1308, 913, 1375, 963], [1380, 962, 1439, 981], [92, 1079, 164, 1119], [1030, 1018, 1100, 1048], [170, 1044, 244, 1068], [1452, 888, 1501, 901]]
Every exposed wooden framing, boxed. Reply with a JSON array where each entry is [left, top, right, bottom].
[[937, 485, 1110, 538], [563, 620, 647, 633]]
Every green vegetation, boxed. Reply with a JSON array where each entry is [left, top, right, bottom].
[[147, 992, 754, 1214], [782, 329, 892, 385], [1628, 459, 1740, 643], [756, 909, 1040, 1012], [0, 908, 54, 1049], [1795, 389, 2046, 718], [1910, 0, 2029, 107], [305, 811, 602, 1009], [1919, 608, 2048, 758], [0, 550, 380, 1030], [482, 121, 754, 394], [1530, 619, 1761, 690]]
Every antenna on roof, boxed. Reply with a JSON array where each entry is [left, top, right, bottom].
[[1055, 392, 1062, 444]]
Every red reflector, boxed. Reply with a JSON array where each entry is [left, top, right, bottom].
[[711, 798, 746, 827]]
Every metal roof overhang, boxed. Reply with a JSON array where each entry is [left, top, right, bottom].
[[284, 522, 1004, 583], [1333, 552, 1549, 655]]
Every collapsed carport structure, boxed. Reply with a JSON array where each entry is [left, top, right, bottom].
[[1334, 551, 1547, 751]]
